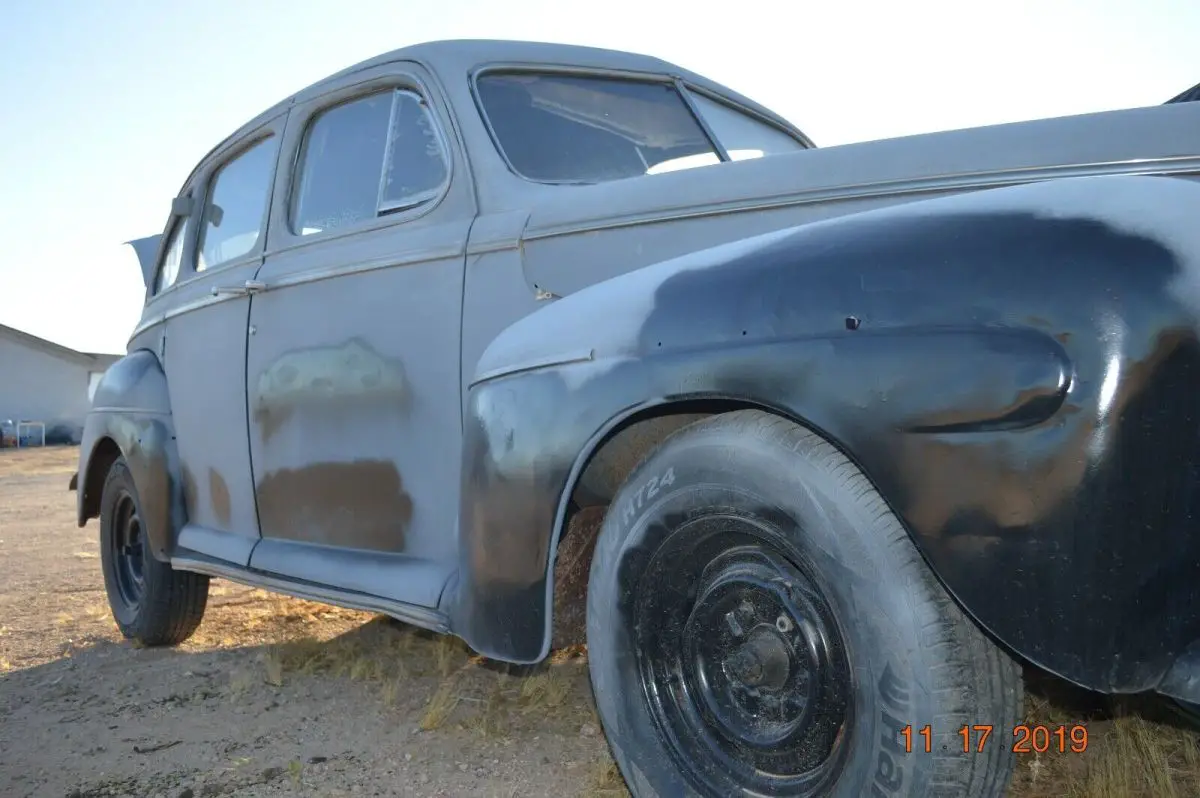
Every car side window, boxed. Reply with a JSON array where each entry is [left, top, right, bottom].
[[291, 88, 449, 236], [154, 215, 190, 295], [687, 93, 806, 160], [476, 73, 719, 184], [196, 136, 278, 272]]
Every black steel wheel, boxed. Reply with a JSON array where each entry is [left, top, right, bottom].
[[99, 456, 209, 645], [107, 488, 147, 612], [586, 410, 1023, 797], [635, 518, 851, 795]]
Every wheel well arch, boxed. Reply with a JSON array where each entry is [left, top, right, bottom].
[[548, 397, 843, 649], [80, 436, 121, 522], [544, 395, 1035, 677]]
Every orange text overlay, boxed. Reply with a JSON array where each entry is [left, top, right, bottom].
[[900, 724, 1088, 754]]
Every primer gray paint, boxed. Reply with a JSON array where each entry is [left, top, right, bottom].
[[79, 39, 1200, 666]]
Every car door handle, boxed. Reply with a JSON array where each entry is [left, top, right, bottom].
[[211, 279, 267, 297]]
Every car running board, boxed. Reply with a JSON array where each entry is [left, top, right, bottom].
[[171, 554, 450, 634]]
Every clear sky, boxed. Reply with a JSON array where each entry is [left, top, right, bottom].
[[1, 0, 1195, 354]]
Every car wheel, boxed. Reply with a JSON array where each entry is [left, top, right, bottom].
[[586, 410, 1023, 797], [100, 456, 209, 646]]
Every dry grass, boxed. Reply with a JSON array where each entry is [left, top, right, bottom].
[[235, 615, 602, 746], [583, 760, 629, 798], [1009, 672, 1200, 797], [420, 678, 464, 730], [518, 668, 573, 714], [465, 671, 514, 738], [226, 610, 603, 738], [0, 444, 77, 476]]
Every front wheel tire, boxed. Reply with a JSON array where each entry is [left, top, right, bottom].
[[99, 457, 209, 646], [586, 410, 1023, 797]]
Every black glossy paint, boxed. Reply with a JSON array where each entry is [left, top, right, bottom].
[[454, 175, 1200, 699], [77, 349, 185, 562]]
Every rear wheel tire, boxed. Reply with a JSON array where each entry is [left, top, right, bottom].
[[586, 410, 1023, 797], [99, 457, 208, 646]]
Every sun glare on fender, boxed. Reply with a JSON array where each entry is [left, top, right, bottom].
[[646, 149, 766, 175]]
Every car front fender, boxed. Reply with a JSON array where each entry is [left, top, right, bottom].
[[449, 174, 1200, 697], [77, 349, 184, 562]]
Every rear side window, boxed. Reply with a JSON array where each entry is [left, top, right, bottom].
[[291, 88, 449, 236], [476, 73, 807, 184], [687, 93, 805, 161], [197, 136, 278, 272], [476, 73, 718, 183], [155, 216, 189, 294]]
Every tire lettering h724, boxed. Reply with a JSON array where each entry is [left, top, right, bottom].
[[619, 467, 676, 529]]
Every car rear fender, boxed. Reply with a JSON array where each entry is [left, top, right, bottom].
[[77, 349, 184, 562]]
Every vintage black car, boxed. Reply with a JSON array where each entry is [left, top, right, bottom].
[[75, 40, 1200, 797]]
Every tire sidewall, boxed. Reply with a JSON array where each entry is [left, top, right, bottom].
[[587, 429, 947, 798], [99, 459, 145, 633]]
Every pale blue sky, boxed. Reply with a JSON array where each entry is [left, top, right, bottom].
[[1, 0, 1195, 354]]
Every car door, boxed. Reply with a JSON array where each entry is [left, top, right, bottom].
[[245, 62, 474, 609], [160, 116, 285, 565]]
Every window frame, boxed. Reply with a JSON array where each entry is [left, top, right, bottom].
[[376, 88, 453, 216], [273, 70, 457, 250], [149, 210, 193, 298], [194, 132, 281, 275], [683, 85, 813, 154], [146, 113, 286, 299], [469, 64, 811, 186]]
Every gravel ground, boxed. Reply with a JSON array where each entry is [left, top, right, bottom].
[[5, 446, 1200, 798], [0, 447, 625, 798]]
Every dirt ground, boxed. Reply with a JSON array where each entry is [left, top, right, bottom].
[[2, 446, 1199, 798]]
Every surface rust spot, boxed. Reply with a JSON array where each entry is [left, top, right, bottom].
[[180, 465, 197, 517], [208, 468, 231, 528], [255, 460, 413, 551]]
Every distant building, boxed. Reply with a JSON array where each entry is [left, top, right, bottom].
[[0, 323, 121, 445]]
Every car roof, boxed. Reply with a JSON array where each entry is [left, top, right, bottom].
[[299, 39, 687, 100], [177, 39, 802, 194]]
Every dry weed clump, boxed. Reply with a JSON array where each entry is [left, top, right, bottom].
[[1008, 672, 1200, 797]]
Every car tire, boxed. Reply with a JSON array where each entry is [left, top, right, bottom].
[[586, 409, 1023, 797], [99, 457, 209, 646]]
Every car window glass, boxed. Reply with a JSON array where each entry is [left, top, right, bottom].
[[687, 93, 805, 161], [155, 216, 189, 294], [475, 73, 718, 184], [196, 136, 278, 272], [381, 91, 449, 212], [293, 92, 392, 235], [292, 88, 449, 236]]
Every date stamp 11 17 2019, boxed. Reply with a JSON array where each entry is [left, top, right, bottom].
[[900, 724, 1089, 754]]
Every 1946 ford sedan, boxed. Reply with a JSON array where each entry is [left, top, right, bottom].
[[74, 39, 1200, 797]]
